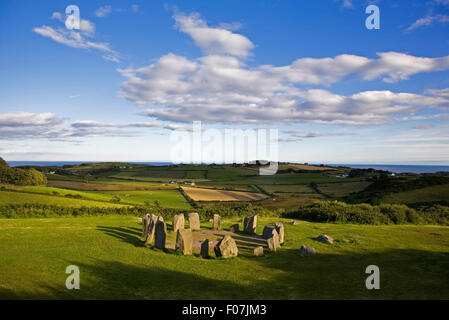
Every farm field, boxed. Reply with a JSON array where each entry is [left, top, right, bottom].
[[278, 163, 336, 171], [317, 181, 373, 198], [0, 190, 126, 208], [46, 179, 167, 190], [0, 186, 191, 209], [182, 186, 268, 201], [381, 183, 449, 205], [0, 215, 448, 299]]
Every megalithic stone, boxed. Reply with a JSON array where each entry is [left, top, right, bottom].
[[142, 214, 150, 236], [201, 239, 210, 258], [229, 224, 239, 233], [172, 214, 185, 233], [262, 226, 276, 238], [275, 222, 284, 244], [243, 215, 257, 234], [154, 218, 167, 249], [253, 246, 264, 257], [176, 229, 192, 255], [214, 235, 238, 258], [188, 212, 201, 230], [213, 214, 221, 231], [266, 229, 280, 252], [145, 214, 158, 245]]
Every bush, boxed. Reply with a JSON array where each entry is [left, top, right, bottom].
[[284, 200, 449, 225]]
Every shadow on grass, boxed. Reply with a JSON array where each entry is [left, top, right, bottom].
[[0, 260, 254, 300], [2, 247, 449, 300], [2, 248, 448, 300], [97, 226, 145, 248]]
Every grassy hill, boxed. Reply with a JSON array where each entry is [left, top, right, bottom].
[[0, 215, 447, 299]]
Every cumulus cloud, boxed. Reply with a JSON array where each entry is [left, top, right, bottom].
[[34, 12, 120, 62], [117, 12, 449, 126], [174, 12, 254, 58]]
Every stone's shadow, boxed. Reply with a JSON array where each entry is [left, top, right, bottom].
[[3, 248, 449, 299], [0, 260, 254, 300], [97, 226, 145, 248]]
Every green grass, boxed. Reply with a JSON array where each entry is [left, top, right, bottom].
[[317, 181, 373, 198], [0, 190, 126, 208], [0, 215, 448, 299], [382, 184, 449, 205], [0, 187, 191, 209], [259, 184, 315, 193], [209, 173, 362, 185], [89, 190, 191, 209]]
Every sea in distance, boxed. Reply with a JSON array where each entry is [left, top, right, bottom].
[[6, 161, 449, 174]]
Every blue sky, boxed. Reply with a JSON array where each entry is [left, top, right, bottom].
[[1, 0, 449, 164]]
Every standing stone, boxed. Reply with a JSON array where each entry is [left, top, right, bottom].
[[316, 234, 334, 244], [172, 214, 185, 233], [144, 214, 158, 245], [142, 214, 150, 236], [253, 246, 264, 257], [300, 245, 316, 256], [188, 212, 201, 230], [275, 222, 285, 244], [262, 226, 277, 238], [267, 230, 280, 252], [200, 239, 210, 258], [214, 235, 238, 258], [154, 219, 167, 249], [229, 224, 239, 233], [175, 229, 192, 255], [243, 215, 257, 234], [213, 214, 222, 231]]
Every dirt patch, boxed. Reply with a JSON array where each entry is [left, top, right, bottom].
[[182, 187, 268, 202]]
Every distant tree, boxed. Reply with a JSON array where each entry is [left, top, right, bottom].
[[0, 156, 47, 186]]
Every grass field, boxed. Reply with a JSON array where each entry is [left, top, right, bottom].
[[278, 163, 335, 171], [0, 186, 191, 209], [46, 180, 168, 191], [317, 181, 373, 198], [91, 190, 191, 208], [0, 215, 448, 299], [381, 184, 449, 205], [0, 190, 126, 208], [182, 187, 268, 201]]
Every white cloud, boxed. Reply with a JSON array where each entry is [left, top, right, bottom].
[[118, 12, 449, 126], [0, 112, 63, 126], [0, 112, 66, 140], [406, 14, 449, 31], [33, 13, 120, 62], [0, 112, 190, 141], [174, 12, 254, 58], [95, 5, 112, 18]]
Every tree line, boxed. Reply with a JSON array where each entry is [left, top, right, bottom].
[[0, 157, 47, 186]]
